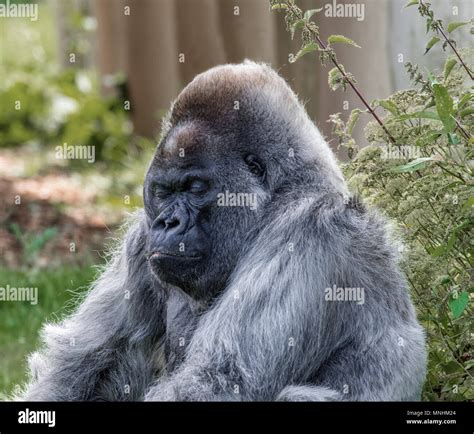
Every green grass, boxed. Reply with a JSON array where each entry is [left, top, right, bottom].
[[0, 265, 100, 398]]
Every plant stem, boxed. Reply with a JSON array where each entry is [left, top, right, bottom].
[[419, 0, 473, 80], [313, 34, 397, 144], [454, 118, 471, 140], [435, 162, 466, 183], [437, 25, 474, 80], [278, 0, 397, 145]]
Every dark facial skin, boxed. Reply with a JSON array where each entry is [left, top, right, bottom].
[[145, 160, 214, 295], [143, 122, 267, 302]]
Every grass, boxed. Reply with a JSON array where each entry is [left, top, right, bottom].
[[0, 264, 100, 399]]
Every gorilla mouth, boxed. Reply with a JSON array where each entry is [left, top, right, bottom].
[[149, 251, 202, 261]]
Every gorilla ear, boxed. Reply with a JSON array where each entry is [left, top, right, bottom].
[[244, 154, 266, 179]]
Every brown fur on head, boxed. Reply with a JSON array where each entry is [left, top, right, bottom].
[[170, 60, 292, 126]]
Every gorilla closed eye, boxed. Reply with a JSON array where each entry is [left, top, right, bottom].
[[152, 183, 171, 199], [244, 154, 265, 178], [151, 179, 208, 198], [188, 179, 208, 194]]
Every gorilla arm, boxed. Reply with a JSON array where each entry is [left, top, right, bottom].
[[21, 214, 167, 401], [145, 195, 426, 401]]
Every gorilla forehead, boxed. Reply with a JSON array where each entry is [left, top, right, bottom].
[[156, 120, 235, 167]]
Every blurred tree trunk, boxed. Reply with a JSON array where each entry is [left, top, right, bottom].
[[91, 0, 393, 152], [124, 0, 179, 137], [54, 0, 93, 69], [176, 0, 226, 86], [273, 0, 319, 133], [218, 0, 276, 65], [54, 0, 72, 69], [92, 0, 128, 81]]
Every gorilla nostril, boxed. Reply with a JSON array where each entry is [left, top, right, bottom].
[[164, 216, 180, 231]]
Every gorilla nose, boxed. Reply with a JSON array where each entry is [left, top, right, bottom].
[[162, 216, 180, 230], [156, 212, 187, 234]]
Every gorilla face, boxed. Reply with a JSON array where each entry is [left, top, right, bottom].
[[143, 61, 346, 301], [144, 121, 268, 301]]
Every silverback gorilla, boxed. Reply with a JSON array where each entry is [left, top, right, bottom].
[[22, 61, 426, 401]]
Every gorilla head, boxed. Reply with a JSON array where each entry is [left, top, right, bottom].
[[144, 61, 347, 301]]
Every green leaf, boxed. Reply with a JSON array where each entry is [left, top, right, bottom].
[[457, 93, 473, 110], [292, 19, 306, 30], [449, 291, 469, 319], [416, 130, 443, 146], [443, 58, 457, 80], [447, 132, 459, 145], [398, 111, 440, 121], [291, 42, 318, 63], [446, 21, 468, 33], [378, 99, 399, 115], [327, 35, 360, 48], [425, 36, 440, 54], [429, 245, 446, 257], [347, 109, 362, 135], [460, 107, 474, 118], [426, 69, 439, 86], [328, 66, 343, 91], [423, 98, 436, 110], [432, 84, 456, 133], [390, 157, 436, 173], [443, 361, 462, 374], [404, 0, 418, 7], [290, 19, 306, 39], [271, 3, 288, 10], [461, 196, 474, 211], [304, 8, 323, 20]]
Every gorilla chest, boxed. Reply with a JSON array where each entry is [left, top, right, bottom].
[[165, 290, 199, 372]]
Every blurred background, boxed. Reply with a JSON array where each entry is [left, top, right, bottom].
[[0, 0, 472, 398]]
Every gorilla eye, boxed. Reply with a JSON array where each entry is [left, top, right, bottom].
[[152, 183, 170, 199], [188, 179, 208, 194], [244, 154, 265, 178]]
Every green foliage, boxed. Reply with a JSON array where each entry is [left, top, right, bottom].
[[0, 265, 99, 397], [446, 21, 469, 34], [342, 50, 473, 401], [0, 3, 137, 167], [327, 35, 361, 48], [9, 224, 58, 267], [291, 42, 318, 63]]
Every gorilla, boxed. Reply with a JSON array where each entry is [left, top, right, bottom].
[[21, 61, 426, 401]]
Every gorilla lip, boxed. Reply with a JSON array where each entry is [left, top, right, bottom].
[[150, 251, 202, 260]]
